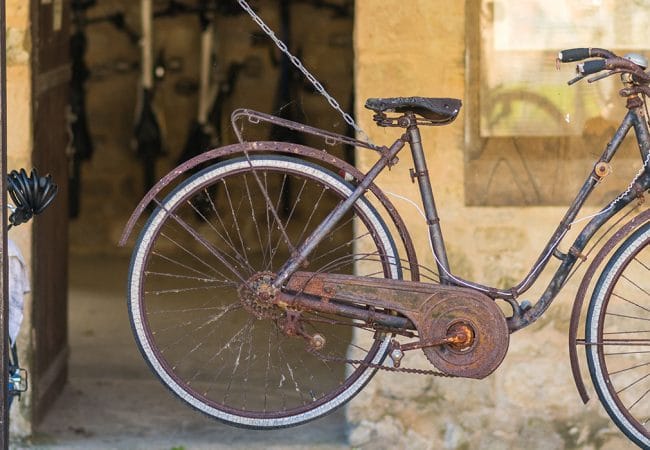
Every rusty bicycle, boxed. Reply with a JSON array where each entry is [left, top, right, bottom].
[[120, 47, 650, 446]]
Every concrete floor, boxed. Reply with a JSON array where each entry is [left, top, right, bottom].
[[12, 254, 349, 450]]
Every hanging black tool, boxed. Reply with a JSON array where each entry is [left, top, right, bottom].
[[267, 0, 309, 216], [134, 0, 164, 195], [269, 0, 304, 144], [177, 1, 256, 167], [69, 1, 138, 218], [69, 1, 95, 219], [178, 0, 216, 165]]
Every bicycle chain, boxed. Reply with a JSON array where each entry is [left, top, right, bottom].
[[306, 347, 458, 377]]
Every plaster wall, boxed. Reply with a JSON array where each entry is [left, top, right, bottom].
[[350, 1, 638, 448]]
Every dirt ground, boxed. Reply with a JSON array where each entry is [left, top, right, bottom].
[[11, 254, 348, 450]]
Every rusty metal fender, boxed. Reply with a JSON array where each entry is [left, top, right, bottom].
[[568, 208, 650, 404], [118, 141, 421, 280]]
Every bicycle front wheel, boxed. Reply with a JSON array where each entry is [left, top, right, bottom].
[[586, 220, 650, 447], [128, 155, 402, 428]]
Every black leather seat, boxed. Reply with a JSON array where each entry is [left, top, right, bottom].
[[365, 97, 462, 125]]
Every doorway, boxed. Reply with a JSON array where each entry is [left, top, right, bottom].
[[33, 0, 356, 444]]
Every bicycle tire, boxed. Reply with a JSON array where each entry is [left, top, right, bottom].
[[128, 155, 402, 428], [586, 219, 650, 448]]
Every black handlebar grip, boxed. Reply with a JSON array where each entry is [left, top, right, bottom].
[[578, 59, 607, 75], [558, 48, 591, 62]]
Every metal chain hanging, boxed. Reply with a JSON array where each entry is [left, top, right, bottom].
[[236, 0, 372, 143]]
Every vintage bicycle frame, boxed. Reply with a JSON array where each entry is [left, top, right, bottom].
[[249, 99, 650, 333], [120, 97, 650, 336]]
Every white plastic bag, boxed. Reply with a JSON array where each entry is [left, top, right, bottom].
[[8, 238, 29, 344]]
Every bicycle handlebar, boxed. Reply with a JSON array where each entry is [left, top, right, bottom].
[[558, 47, 650, 85], [557, 47, 615, 62], [578, 59, 607, 76]]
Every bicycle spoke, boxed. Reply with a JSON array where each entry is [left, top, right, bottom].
[[158, 231, 233, 282], [187, 196, 256, 275], [606, 312, 650, 322], [620, 274, 650, 299], [150, 250, 216, 281], [610, 362, 650, 376], [243, 174, 267, 266], [156, 199, 249, 285], [222, 318, 255, 405], [606, 350, 650, 356], [246, 163, 297, 256], [617, 372, 650, 395], [627, 389, 650, 412], [222, 177, 251, 270]]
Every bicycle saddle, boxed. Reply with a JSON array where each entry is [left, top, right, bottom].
[[365, 96, 462, 125]]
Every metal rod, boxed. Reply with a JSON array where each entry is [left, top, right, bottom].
[[632, 103, 650, 163], [276, 292, 413, 329], [444, 110, 637, 299], [273, 136, 407, 288], [0, 0, 9, 446], [406, 118, 451, 283]]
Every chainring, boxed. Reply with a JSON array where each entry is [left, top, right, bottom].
[[420, 291, 509, 379]]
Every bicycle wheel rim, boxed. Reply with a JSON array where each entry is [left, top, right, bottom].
[[128, 156, 401, 427], [587, 222, 650, 446]]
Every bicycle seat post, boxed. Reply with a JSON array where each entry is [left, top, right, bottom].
[[404, 112, 452, 283]]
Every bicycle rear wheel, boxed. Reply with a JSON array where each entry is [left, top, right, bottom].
[[586, 220, 650, 447], [128, 155, 402, 428]]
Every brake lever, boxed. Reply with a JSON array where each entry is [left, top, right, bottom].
[[587, 69, 621, 83], [567, 74, 585, 85]]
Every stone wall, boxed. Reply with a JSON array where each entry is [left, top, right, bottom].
[[350, 1, 639, 449]]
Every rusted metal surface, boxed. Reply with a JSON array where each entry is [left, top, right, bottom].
[[568, 208, 650, 404], [118, 141, 421, 281], [420, 292, 509, 379], [507, 108, 650, 331], [230, 108, 384, 153], [275, 291, 413, 330], [284, 271, 510, 379], [405, 116, 451, 283]]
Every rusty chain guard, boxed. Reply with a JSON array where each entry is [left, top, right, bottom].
[[284, 272, 510, 379], [420, 291, 509, 379]]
